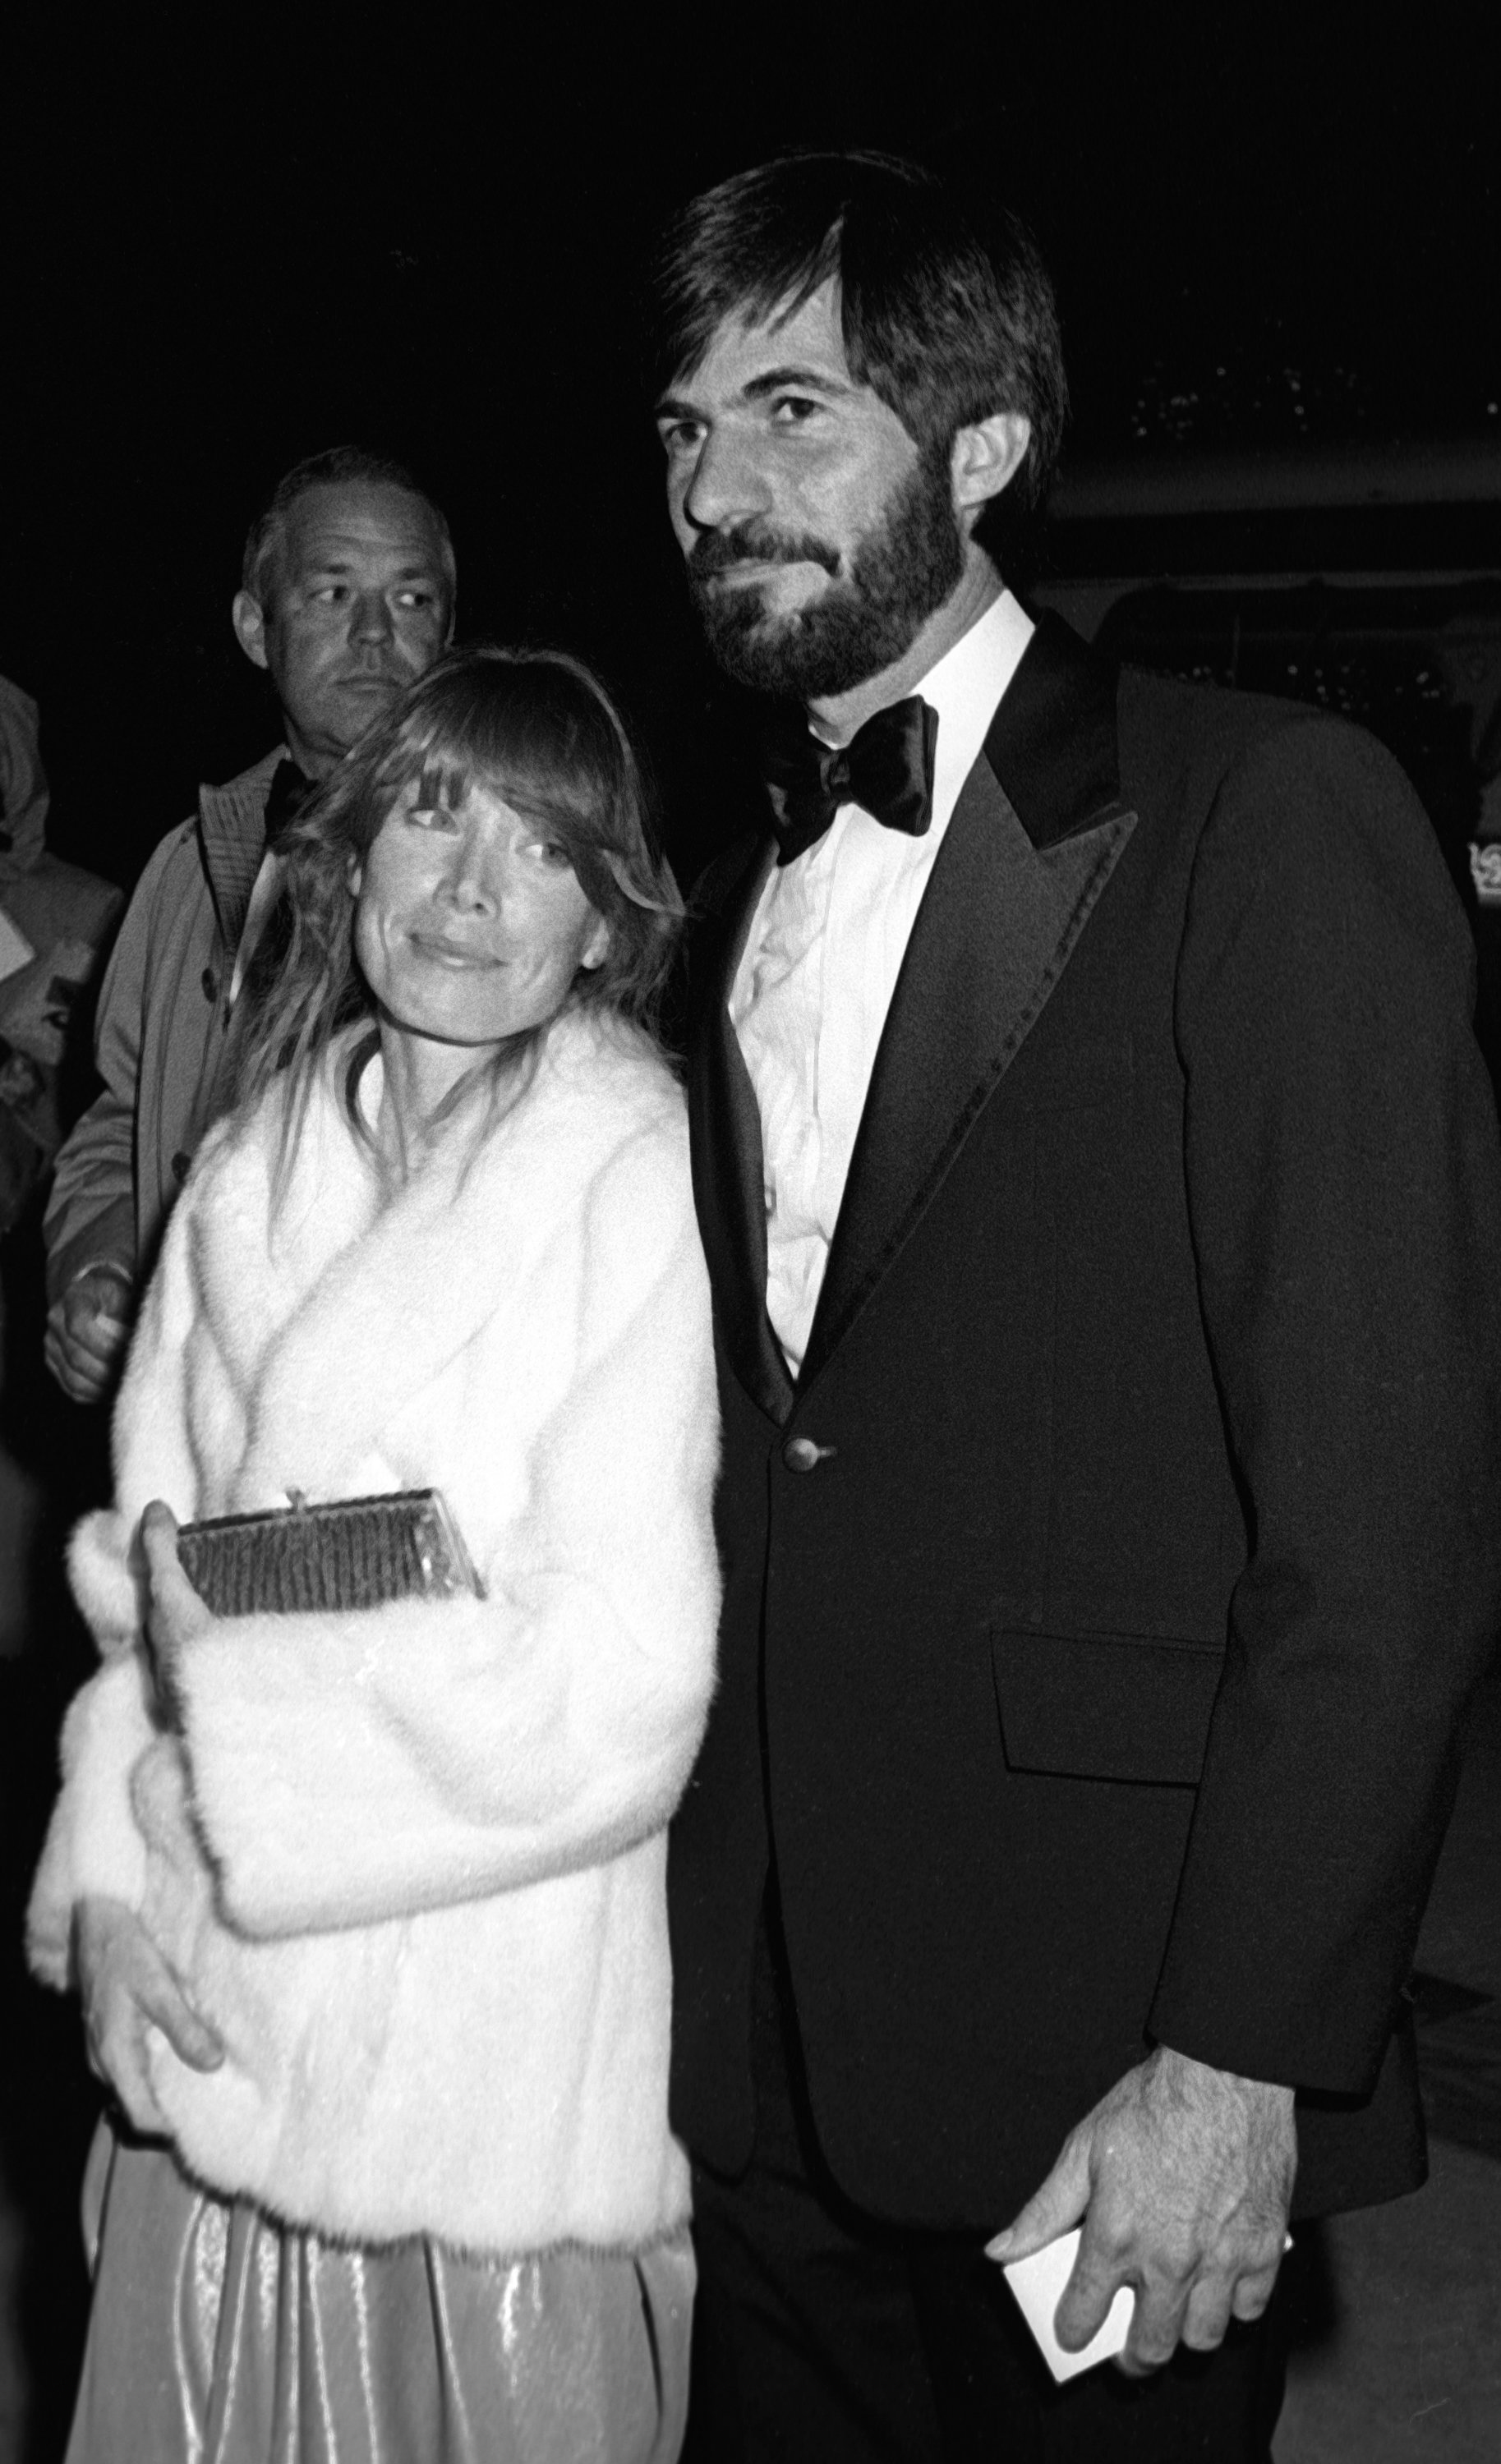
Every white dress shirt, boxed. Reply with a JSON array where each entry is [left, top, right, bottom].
[[730, 589, 1035, 1376]]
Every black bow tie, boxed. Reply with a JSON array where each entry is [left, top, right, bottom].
[[760, 696, 938, 866], [263, 757, 317, 854]]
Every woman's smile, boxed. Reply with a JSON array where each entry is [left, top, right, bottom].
[[351, 775, 610, 1096], [409, 931, 503, 970]]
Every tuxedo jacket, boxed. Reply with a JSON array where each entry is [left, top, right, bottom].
[[666, 614, 1501, 2228]]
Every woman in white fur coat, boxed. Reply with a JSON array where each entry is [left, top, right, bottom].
[[27, 646, 721, 2463]]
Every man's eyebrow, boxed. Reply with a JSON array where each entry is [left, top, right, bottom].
[[741, 365, 854, 402], [655, 364, 854, 420]]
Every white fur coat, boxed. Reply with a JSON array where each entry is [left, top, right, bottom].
[[28, 1009, 721, 2257]]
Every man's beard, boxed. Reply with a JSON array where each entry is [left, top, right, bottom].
[[687, 444, 965, 701]]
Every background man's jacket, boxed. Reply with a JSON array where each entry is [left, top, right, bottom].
[[44, 748, 282, 1303]]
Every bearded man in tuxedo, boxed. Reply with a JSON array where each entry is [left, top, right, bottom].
[[652, 152, 1501, 2461]]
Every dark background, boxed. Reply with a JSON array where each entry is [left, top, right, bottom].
[[6, 11, 1500, 893], [3, 18, 1501, 2457]]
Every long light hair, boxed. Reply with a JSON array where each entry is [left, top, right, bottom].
[[232, 645, 682, 1175]]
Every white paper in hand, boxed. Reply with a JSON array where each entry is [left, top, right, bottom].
[[1001, 2228, 1133, 2381], [1001, 2225, 1296, 2384]]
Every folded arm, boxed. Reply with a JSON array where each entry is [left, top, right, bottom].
[[169, 1129, 721, 1937]]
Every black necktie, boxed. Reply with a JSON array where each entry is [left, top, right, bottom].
[[759, 696, 938, 867], [263, 758, 316, 854]]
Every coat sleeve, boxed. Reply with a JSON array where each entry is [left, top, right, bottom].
[[25, 1176, 208, 1985], [25, 1653, 158, 1988], [174, 1121, 722, 1938], [62, 1155, 205, 1641], [1148, 715, 1501, 2094], [44, 828, 188, 1304]]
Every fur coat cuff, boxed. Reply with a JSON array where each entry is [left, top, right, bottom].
[[68, 1508, 145, 1650], [26, 1652, 156, 1988]]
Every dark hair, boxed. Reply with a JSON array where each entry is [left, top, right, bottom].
[[650, 152, 1067, 572], [233, 645, 683, 1159], [241, 444, 457, 608]]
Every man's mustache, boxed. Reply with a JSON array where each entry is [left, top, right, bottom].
[[688, 525, 841, 582]]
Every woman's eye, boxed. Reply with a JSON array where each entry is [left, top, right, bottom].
[[515, 834, 575, 871]]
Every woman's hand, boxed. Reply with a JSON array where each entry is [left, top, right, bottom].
[[73, 1893, 223, 2134], [139, 1500, 211, 1731]]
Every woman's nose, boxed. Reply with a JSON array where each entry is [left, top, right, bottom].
[[440, 833, 501, 913]]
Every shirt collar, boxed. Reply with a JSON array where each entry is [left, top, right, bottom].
[[913, 588, 1036, 832], [803, 589, 1035, 840]]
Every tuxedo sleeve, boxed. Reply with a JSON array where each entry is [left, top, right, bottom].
[[1148, 712, 1501, 2094]]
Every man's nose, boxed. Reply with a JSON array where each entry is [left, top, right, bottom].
[[348, 588, 395, 646], [680, 426, 772, 534]]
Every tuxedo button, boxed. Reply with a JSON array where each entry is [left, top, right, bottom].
[[783, 1435, 836, 1473], [171, 1151, 191, 1184]]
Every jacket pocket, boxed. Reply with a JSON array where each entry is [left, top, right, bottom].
[[991, 1625, 1223, 1786]]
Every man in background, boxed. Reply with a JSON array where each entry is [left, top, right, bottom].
[[44, 445, 455, 1400]]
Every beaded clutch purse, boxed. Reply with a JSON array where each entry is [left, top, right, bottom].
[[175, 1488, 483, 1617]]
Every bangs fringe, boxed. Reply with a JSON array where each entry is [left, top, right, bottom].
[[228, 642, 685, 1207]]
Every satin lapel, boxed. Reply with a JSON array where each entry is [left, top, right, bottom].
[[687, 837, 795, 1424], [799, 621, 1136, 1392]]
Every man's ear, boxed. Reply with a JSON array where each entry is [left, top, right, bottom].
[[951, 413, 1031, 524], [232, 590, 271, 673], [581, 914, 611, 972]]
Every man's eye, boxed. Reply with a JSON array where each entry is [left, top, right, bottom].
[[658, 420, 705, 456], [397, 589, 437, 609], [526, 838, 574, 869], [770, 395, 821, 425], [311, 584, 348, 604]]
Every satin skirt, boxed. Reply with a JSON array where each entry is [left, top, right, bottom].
[[64, 2122, 694, 2464]]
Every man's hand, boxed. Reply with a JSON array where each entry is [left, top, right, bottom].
[[44, 1265, 133, 1403], [139, 1501, 212, 1730], [986, 2046, 1296, 2374], [73, 1893, 223, 2135]]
